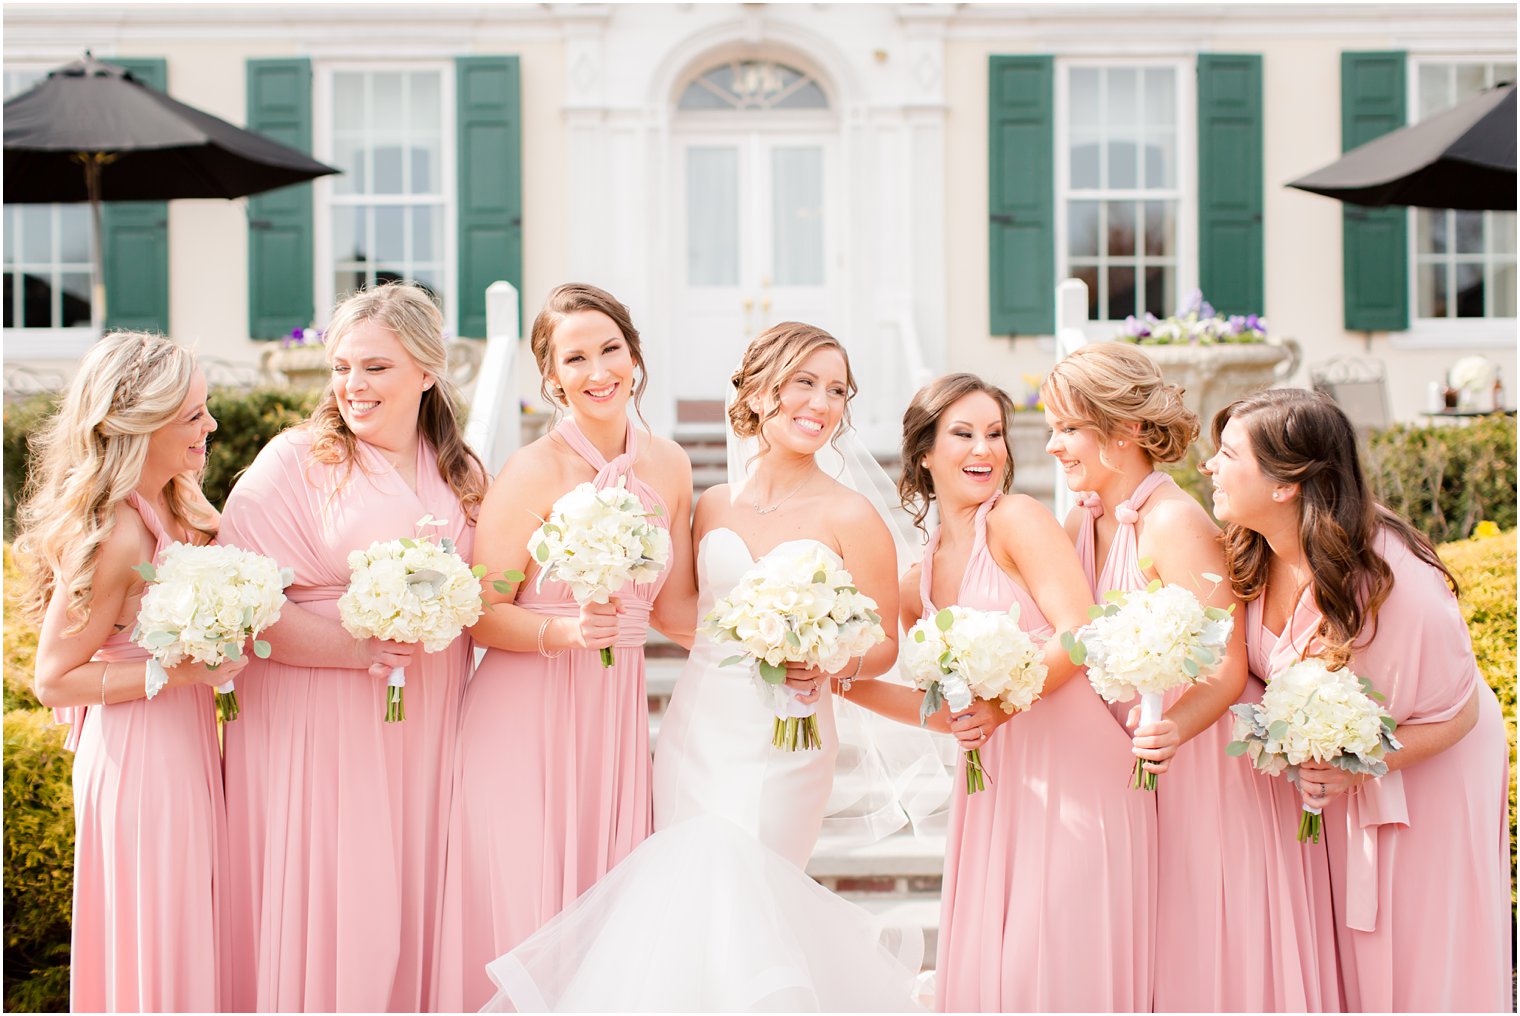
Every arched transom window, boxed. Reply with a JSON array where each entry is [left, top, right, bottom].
[[678, 60, 828, 111]]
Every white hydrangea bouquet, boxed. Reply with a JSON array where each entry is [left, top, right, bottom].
[[131, 543, 294, 722], [1226, 658, 1400, 843], [338, 515, 486, 722], [1062, 578, 1234, 790], [526, 479, 670, 667], [701, 544, 885, 752], [903, 605, 1047, 795]]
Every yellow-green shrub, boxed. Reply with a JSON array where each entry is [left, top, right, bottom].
[[4, 546, 41, 713]]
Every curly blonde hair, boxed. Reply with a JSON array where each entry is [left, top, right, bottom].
[[15, 332, 217, 633], [728, 321, 857, 461], [305, 283, 488, 521], [1041, 342, 1198, 465]]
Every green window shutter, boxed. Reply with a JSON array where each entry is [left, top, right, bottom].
[[101, 57, 169, 334], [1341, 51, 1408, 331], [988, 55, 1054, 335], [456, 56, 522, 338], [1197, 54, 1263, 317], [246, 58, 314, 340]]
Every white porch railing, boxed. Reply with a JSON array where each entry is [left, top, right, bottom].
[[463, 281, 522, 475], [857, 303, 936, 455], [1052, 278, 1091, 521]]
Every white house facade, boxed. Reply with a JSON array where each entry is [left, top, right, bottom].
[[4, 2, 1515, 452]]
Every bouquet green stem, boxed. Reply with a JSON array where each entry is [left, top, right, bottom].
[[1298, 805, 1322, 843], [1131, 692, 1163, 792], [1132, 758, 1158, 792], [600, 647, 615, 668], [385, 666, 406, 724], [964, 748, 988, 795], [215, 689, 240, 724], [772, 714, 822, 752]]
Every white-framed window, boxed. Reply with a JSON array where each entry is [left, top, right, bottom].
[[3, 68, 97, 352], [1402, 57, 1517, 347], [1056, 59, 1195, 328], [313, 63, 454, 329]]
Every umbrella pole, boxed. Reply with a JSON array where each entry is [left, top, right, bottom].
[[81, 153, 107, 326]]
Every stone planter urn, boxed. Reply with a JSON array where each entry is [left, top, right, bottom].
[[1131, 338, 1302, 429]]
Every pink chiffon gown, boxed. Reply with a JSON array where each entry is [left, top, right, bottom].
[[430, 417, 669, 1012], [1250, 527, 1512, 1012], [217, 429, 475, 1012], [930, 493, 1155, 1012], [1076, 470, 1341, 1011], [61, 491, 229, 1013]]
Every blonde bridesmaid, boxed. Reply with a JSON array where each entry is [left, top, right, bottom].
[[431, 283, 696, 1011], [218, 284, 487, 1011], [1206, 387, 1509, 1012], [1042, 343, 1340, 1011], [19, 333, 235, 1012], [841, 373, 1156, 1011]]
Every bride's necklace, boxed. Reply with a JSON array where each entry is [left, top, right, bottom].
[[752, 473, 813, 515]]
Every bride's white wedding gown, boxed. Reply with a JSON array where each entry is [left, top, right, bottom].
[[482, 530, 924, 1012]]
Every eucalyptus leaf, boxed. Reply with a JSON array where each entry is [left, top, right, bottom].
[[720, 655, 748, 669], [471, 563, 487, 578], [145, 630, 178, 648], [1224, 740, 1248, 756], [534, 544, 550, 563], [1268, 719, 1290, 739], [758, 660, 787, 685], [784, 630, 802, 649], [812, 570, 828, 584], [1146, 578, 1162, 593], [1068, 641, 1087, 666], [492, 581, 513, 594], [1182, 657, 1200, 677], [1137, 556, 1154, 571], [132, 562, 157, 582], [1087, 605, 1106, 619], [502, 569, 526, 583], [1102, 590, 1126, 603], [253, 639, 272, 659], [935, 608, 954, 632], [223, 641, 243, 662]]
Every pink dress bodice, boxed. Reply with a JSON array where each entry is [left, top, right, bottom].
[[919, 492, 1052, 638], [1073, 469, 1172, 597]]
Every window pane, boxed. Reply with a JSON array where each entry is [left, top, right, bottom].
[[1494, 261, 1516, 318], [1143, 68, 1175, 129], [60, 273, 90, 327], [335, 74, 366, 129], [411, 144, 438, 195], [1143, 130, 1175, 189], [1416, 210, 1442, 255], [409, 269, 441, 303], [21, 273, 50, 327], [332, 134, 367, 195], [686, 146, 739, 287], [771, 146, 823, 287], [1108, 135, 1138, 190], [410, 72, 440, 133], [373, 205, 405, 262], [58, 205, 90, 264], [1070, 133, 1101, 190], [1417, 262, 1447, 318], [1107, 69, 1138, 127], [412, 206, 439, 262], [2, 206, 11, 262], [20, 206, 51, 263], [1454, 210, 1484, 254], [1072, 263, 1100, 318], [1108, 201, 1137, 257], [1143, 264, 1173, 318], [2, 272, 12, 328], [679, 80, 732, 110], [1493, 211, 1517, 255], [334, 206, 367, 264], [1070, 68, 1100, 128], [373, 72, 404, 123], [1456, 64, 1486, 99], [1068, 200, 1101, 257], [335, 270, 366, 299], [1418, 64, 1450, 118], [1143, 200, 1175, 256], [775, 80, 827, 109], [1107, 265, 1136, 321], [374, 264, 408, 287], [1455, 262, 1485, 317], [373, 144, 405, 194]]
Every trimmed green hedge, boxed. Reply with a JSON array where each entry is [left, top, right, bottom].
[[3, 387, 320, 540]]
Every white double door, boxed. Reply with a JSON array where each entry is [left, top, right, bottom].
[[671, 129, 838, 403]]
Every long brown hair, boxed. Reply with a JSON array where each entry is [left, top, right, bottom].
[[1212, 387, 1456, 668], [528, 282, 649, 427], [306, 283, 488, 522], [898, 373, 1017, 536], [728, 321, 858, 463]]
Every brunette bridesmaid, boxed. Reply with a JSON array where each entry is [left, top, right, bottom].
[[1042, 343, 1340, 1011], [1206, 387, 1509, 1012], [841, 373, 1155, 1011], [19, 332, 236, 1012], [430, 283, 696, 1011], [218, 283, 487, 1011]]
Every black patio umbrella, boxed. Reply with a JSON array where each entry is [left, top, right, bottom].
[[3, 52, 339, 321], [1287, 82, 1515, 211]]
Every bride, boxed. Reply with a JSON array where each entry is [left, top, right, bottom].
[[482, 322, 927, 1012]]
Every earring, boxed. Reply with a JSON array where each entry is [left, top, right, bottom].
[[1117, 440, 1126, 447], [1271, 490, 1282, 501]]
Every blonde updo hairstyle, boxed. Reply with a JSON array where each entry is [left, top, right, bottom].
[[307, 282, 487, 521], [15, 331, 218, 632], [728, 321, 858, 459], [898, 373, 1017, 536], [528, 283, 649, 424], [1041, 342, 1198, 466]]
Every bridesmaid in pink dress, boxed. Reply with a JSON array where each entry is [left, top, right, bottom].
[[431, 283, 696, 1011], [18, 332, 235, 1012], [841, 373, 1155, 1012], [1042, 343, 1340, 1011], [1206, 387, 1510, 1012], [217, 284, 488, 1012]]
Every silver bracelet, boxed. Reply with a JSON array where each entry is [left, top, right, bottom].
[[536, 617, 564, 659], [835, 655, 864, 694]]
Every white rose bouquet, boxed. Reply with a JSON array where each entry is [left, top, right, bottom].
[[337, 515, 486, 722], [526, 479, 671, 667], [902, 605, 1047, 794], [1226, 658, 1400, 843], [131, 543, 294, 722], [701, 544, 885, 752], [1063, 579, 1234, 790]]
